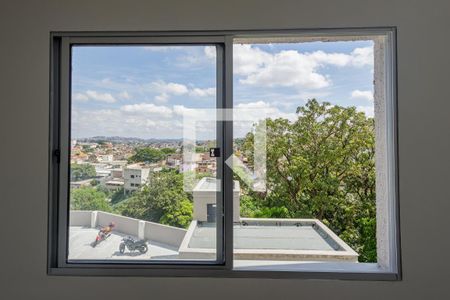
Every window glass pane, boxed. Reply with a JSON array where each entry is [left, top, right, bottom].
[[232, 38, 376, 268], [68, 45, 219, 262]]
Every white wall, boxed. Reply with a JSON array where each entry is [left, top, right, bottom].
[[69, 210, 92, 226], [69, 210, 187, 247], [193, 188, 240, 222], [1, 0, 450, 299]]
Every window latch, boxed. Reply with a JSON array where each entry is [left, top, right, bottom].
[[209, 147, 220, 157], [53, 149, 61, 163]]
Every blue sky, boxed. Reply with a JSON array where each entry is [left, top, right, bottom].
[[71, 40, 374, 139]]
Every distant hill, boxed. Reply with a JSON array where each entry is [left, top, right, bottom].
[[77, 136, 237, 144], [77, 136, 182, 144]]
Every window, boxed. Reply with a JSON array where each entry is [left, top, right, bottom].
[[49, 29, 399, 279]]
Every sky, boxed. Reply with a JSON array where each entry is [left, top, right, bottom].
[[71, 40, 375, 139]]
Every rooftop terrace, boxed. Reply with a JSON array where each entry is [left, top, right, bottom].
[[188, 223, 341, 251], [193, 177, 240, 192], [68, 211, 358, 263], [179, 219, 358, 262], [69, 226, 178, 261]]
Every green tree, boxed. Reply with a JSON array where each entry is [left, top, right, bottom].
[[239, 194, 260, 217], [109, 188, 127, 205], [128, 147, 165, 163], [116, 170, 193, 228], [160, 199, 193, 228], [160, 147, 176, 155], [81, 145, 94, 153], [239, 99, 376, 262], [253, 206, 290, 218], [70, 163, 96, 181], [70, 187, 111, 212]]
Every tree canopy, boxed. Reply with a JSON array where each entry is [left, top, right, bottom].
[[238, 99, 376, 262], [70, 163, 97, 181], [70, 187, 111, 212], [128, 147, 165, 163], [116, 169, 193, 228], [160, 147, 176, 155]]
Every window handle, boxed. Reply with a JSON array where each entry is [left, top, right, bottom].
[[53, 149, 61, 163], [209, 147, 220, 157]]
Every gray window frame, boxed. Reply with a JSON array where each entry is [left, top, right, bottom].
[[48, 28, 400, 280]]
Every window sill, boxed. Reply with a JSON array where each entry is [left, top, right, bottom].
[[49, 261, 400, 280]]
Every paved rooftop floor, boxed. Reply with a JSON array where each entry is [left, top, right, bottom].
[[188, 224, 341, 251], [68, 226, 179, 261]]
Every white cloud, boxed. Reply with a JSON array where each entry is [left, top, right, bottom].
[[235, 101, 297, 121], [120, 103, 173, 115], [153, 81, 189, 95], [72, 100, 299, 139], [233, 45, 374, 89], [349, 47, 374, 67], [357, 105, 374, 117], [230, 101, 296, 137], [240, 50, 330, 89], [307, 51, 352, 67], [85, 90, 117, 103], [233, 44, 273, 76], [189, 87, 216, 97], [151, 81, 189, 102], [118, 91, 131, 100], [155, 93, 169, 103], [73, 90, 117, 103], [351, 89, 374, 101], [74, 104, 181, 139], [172, 105, 212, 121], [73, 93, 89, 102], [150, 81, 216, 101], [76, 78, 216, 104], [309, 47, 373, 67], [204, 46, 217, 59]]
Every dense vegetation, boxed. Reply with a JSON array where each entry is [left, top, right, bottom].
[[70, 187, 112, 212], [236, 99, 376, 262], [115, 169, 193, 228], [70, 163, 96, 181], [128, 147, 165, 163]]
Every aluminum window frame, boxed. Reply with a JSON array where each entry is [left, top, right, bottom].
[[48, 28, 400, 280]]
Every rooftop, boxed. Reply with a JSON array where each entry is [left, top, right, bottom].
[[179, 219, 358, 262], [105, 180, 124, 185], [125, 163, 148, 170], [188, 223, 341, 251], [69, 211, 358, 263], [193, 177, 240, 192], [68, 226, 179, 261]]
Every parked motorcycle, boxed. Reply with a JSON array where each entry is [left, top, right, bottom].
[[91, 231, 111, 248], [119, 237, 148, 254], [92, 222, 115, 248]]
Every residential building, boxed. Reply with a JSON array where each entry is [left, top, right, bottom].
[[70, 179, 92, 189], [123, 163, 150, 193], [104, 180, 124, 191], [97, 154, 114, 162]]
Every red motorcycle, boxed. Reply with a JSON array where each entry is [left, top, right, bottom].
[[91, 222, 115, 248]]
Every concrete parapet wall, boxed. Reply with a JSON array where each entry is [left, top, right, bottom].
[[70, 210, 187, 248], [144, 221, 186, 248], [97, 211, 140, 236], [69, 210, 92, 226]]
